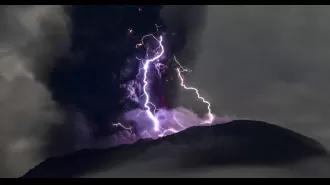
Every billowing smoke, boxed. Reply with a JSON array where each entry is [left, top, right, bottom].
[[160, 5, 330, 176], [0, 5, 70, 177], [160, 6, 330, 149], [160, 6, 209, 113], [185, 6, 330, 149]]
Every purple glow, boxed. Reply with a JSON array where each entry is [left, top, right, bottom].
[[117, 32, 217, 140], [101, 108, 233, 148]]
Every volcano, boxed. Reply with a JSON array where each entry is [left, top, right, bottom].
[[22, 120, 329, 178]]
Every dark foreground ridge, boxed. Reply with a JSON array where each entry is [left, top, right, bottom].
[[22, 120, 328, 178]]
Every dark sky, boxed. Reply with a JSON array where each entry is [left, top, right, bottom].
[[49, 5, 168, 136]]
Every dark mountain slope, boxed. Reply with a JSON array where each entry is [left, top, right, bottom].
[[22, 120, 328, 178]]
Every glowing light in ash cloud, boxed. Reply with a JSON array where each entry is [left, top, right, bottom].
[[116, 30, 216, 140], [104, 107, 232, 148]]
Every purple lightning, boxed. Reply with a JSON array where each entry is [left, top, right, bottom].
[[176, 67, 214, 124], [117, 30, 216, 139], [137, 34, 165, 132]]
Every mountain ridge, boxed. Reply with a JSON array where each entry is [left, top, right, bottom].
[[22, 120, 328, 178]]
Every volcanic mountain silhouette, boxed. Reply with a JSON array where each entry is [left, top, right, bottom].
[[22, 120, 328, 178]]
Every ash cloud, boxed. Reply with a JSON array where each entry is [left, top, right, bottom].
[[190, 6, 330, 149], [0, 5, 70, 177], [160, 6, 209, 113], [0, 5, 169, 177], [162, 5, 330, 149], [161, 5, 330, 176], [160, 5, 207, 65]]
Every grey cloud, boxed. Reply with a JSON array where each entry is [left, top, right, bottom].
[[178, 5, 330, 148], [160, 5, 330, 177], [160, 5, 209, 113], [0, 5, 70, 177], [161, 5, 207, 65]]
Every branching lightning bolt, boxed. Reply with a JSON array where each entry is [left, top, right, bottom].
[[136, 34, 165, 132], [176, 67, 214, 124], [120, 28, 215, 139]]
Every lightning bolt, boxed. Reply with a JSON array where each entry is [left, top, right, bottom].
[[155, 24, 163, 31], [173, 114, 186, 129], [120, 29, 215, 139], [173, 56, 192, 74], [113, 122, 133, 133], [136, 34, 165, 132], [141, 130, 152, 137], [158, 128, 180, 137], [176, 67, 214, 124]]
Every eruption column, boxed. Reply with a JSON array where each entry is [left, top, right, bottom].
[[118, 33, 215, 139]]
